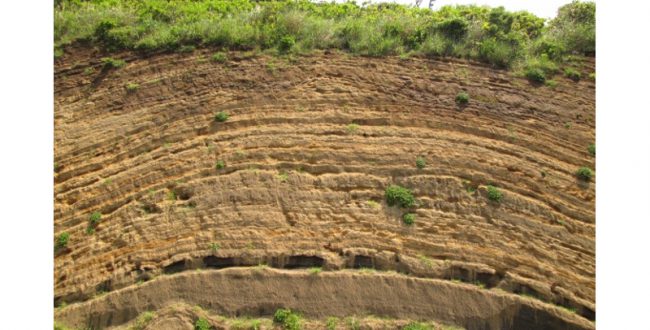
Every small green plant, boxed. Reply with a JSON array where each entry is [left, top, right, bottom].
[[55, 232, 70, 250], [366, 200, 380, 209], [564, 122, 572, 129], [308, 267, 322, 275], [125, 82, 139, 92], [278, 35, 296, 53], [83, 67, 95, 75], [564, 68, 581, 81], [455, 91, 469, 104], [326, 317, 338, 330], [167, 190, 177, 201], [486, 185, 502, 202], [215, 160, 225, 170], [54, 48, 64, 59], [214, 111, 229, 122], [402, 213, 415, 225], [345, 317, 360, 330], [346, 123, 359, 134], [274, 308, 301, 330], [277, 171, 289, 182], [524, 67, 546, 83], [418, 254, 433, 268], [209, 242, 220, 252], [545, 80, 558, 88], [588, 144, 595, 156], [385, 185, 415, 208], [589, 72, 596, 80], [403, 322, 432, 330], [576, 167, 593, 181], [101, 57, 126, 68], [415, 157, 426, 169], [212, 52, 228, 63], [89, 212, 102, 225], [132, 311, 156, 330], [195, 317, 211, 330]]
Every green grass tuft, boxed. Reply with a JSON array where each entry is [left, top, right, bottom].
[[385, 185, 415, 208], [402, 213, 416, 225], [55, 232, 70, 250], [195, 317, 211, 330], [576, 167, 593, 181], [415, 157, 426, 169], [486, 185, 502, 202], [587, 143, 595, 156], [214, 111, 229, 122], [212, 52, 228, 63]]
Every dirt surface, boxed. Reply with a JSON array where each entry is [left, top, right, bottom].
[[56, 268, 593, 330], [54, 47, 595, 329]]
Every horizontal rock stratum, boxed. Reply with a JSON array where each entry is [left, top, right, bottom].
[[54, 47, 595, 329]]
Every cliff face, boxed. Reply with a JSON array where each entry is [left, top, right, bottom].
[[54, 47, 595, 329]]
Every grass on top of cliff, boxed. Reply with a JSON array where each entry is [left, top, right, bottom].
[[55, 0, 594, 71]]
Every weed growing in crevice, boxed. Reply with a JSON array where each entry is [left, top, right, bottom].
[[125, 82, 139, 92], [455, 91, 469, 105], [209, 242, 220, 253], [55, 232, 70, 250], [486, 185, 502, 202], [385, 185, 415, 208], [214, 111, 229, 122], [403, 213, 416, 225], [415, 157, 426, 169], [576, 167, 593, 181], [346, 123, 359, 134]]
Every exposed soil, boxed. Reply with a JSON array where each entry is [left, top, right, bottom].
[[54, 46, 595, 329]]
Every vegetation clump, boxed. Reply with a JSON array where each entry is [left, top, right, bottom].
[[89, 212, 102, 225], [455, 92, 469, 105], [55, 232, 70, 250], [587, 143, 595, 156], [385, 185, 415, 208], [212, 52, 228, 63], [403, 322, 432, 330], [132, 311, 155, 330], [273, 308, 301, 330], [55, 1, 595, 70], [576, 167, 593, 181], [564, 67, 581, 81], [194, 317, 211, 330], [214, 111, 229, 122], [486, 185, 503, 202], [524, 67, 546, 83], [278, 35, 296, 53], [346, 123, 359, 134], [101, 57, 125, 68], [403, 213, 416, 225], [326, 317, 338, 330], [125, 82, 139, 92], [415, 157, 426, 169], [215, 160, 226, 170]]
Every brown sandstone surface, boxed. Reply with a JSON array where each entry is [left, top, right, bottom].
[[54, 47, 595, 329]]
